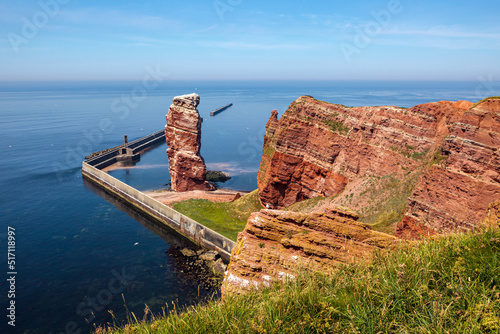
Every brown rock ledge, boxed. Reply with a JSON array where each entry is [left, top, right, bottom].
[[223, 206, 397, 294]]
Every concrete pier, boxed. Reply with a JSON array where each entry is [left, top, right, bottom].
[[85, 130, 165, 169], [82, 130, 236, 261]]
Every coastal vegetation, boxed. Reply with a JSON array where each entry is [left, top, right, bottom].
[[430, 148, 449, 166], [284, 171, 421, 235], [97, 227, 500, 333], [355, 172, 421, 234], [321, 116, 350, 136], [173, 190, 263, 241]]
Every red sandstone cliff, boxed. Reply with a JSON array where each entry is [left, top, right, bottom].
[[165, 93, 214, 192], [223, 206, 397, 294], [223, 198, 500, 295], [257, 96, 500, 236]]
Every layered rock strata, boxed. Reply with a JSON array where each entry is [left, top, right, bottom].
[[223, 206, 397, 294], [403, 99, 500, 233], [257, 96, 500, 236], [165, 93, 214, 192]]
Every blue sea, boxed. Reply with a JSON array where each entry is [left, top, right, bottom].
[[0, 80, 495, 333]]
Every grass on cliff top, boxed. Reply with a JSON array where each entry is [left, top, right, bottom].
[[284, 171, 421, 235], [172, 189, 263, 241], [468, 96, 500, 111], [285, 195, 335, 213], [97, 227, 500, 334], [357, 172, 421, 234]]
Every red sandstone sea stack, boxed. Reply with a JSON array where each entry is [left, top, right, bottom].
[[165, 93, 214, 192]]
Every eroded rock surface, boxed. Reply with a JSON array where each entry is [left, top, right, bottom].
[[257, 96, 500, 236], [223, 206, 397, 294], [403, 99, 500, 233], [165, 93, 214, 192]]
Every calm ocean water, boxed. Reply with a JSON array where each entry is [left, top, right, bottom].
[[0, 80, 492, 333]]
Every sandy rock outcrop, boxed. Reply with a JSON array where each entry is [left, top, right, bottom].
[[257, 96, 500, 236], [483, 201, 500, 227], [223, 206, 397, 294], [165, 93, 214, 192]]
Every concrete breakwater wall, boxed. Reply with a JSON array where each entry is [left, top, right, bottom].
[[210, 103, 233, 116], [82, 161, 235, 261], [86, 130, 165, 169]]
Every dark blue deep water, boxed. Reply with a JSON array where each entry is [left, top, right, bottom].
[[0, 80, 495, 333]]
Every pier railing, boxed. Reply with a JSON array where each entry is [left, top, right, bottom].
[[85, 130, 165, 169]]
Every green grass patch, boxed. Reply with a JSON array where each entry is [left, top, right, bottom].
[[97, 228, 500, 334], [285, 171, 420, 235], [390, 144, 430, 161], [312, 97, 350, 108], [322, 118, 350, 135], [430, 148, 449, 166], [258, 143, 276, 184], [359, 172, 421, 234], [262, 144, 275, 158], [172, 190, 263, 241], [411, 148, 429, 160], [285, 195, 331, 213]]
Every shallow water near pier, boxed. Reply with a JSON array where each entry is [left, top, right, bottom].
[[0, 80, 491, 333]]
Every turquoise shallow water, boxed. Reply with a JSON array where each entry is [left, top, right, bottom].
[[0, 80, 494, 333]]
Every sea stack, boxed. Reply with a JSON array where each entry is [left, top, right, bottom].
[[165, 93, 214, 192]]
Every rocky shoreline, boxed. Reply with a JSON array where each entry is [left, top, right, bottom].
[[167, 246, 228, 293]]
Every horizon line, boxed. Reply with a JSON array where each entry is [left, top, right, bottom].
[[0, 78, 495, 83]]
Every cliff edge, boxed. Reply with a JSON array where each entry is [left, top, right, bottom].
[[223, 206, 397, 294], [257, 96, 500, 236], [223, 96, 499, 295]]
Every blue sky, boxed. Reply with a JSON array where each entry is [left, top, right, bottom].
[[0, 0, 499, 81]]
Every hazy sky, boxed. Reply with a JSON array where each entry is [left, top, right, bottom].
[[1, 0, 499, 81]]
